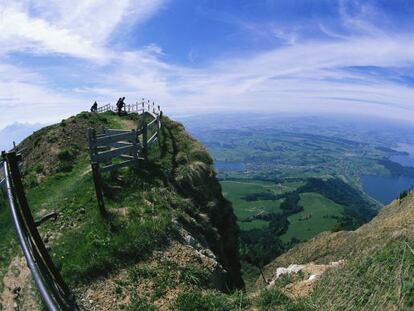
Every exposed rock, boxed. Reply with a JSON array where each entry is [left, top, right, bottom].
[[267, 260, 345, 298]]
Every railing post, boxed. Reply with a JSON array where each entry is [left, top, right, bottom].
[[142, 119, 148, 160], [131, 129, 139, 170], [87, 129, 107, 217]]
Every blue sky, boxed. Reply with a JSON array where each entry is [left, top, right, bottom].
[[1, 0, 414, 129]]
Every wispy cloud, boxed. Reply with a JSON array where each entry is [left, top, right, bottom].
[[0, 0, 166, 60], [0, 0, 414, 129]]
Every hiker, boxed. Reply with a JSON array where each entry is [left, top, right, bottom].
[[90, 101, 98, 112], [116, 97, 125, 115]]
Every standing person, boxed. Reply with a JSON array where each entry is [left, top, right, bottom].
[[116, 97, 122, 115], [90, 101, 98, 112], [117, 97, 126, 116]]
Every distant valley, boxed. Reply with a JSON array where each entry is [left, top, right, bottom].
[[182, 113, 414, 283]]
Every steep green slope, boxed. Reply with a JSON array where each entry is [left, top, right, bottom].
[[0, 112, 244, 310], [259, 191, 414, 310]]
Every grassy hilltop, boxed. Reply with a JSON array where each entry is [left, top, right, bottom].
[[0, 112, 245, 310]]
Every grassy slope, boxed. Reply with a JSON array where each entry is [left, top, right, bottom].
[[0, 112, 246, 310], [260, 192, 414, 310]]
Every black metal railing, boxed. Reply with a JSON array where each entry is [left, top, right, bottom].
[[2, 152, 78, 310]]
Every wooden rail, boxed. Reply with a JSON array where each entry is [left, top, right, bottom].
[[0, 101, 163, 308], [88, 102, 162, 216], [95, 100, 162, 116]]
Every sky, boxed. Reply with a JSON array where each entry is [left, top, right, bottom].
[[1, 0, 414, 130]]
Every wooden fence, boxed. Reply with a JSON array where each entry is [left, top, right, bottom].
[[96, 100, 161, 115], [88, 104, 162, 216], [0, 102, 162, 308]]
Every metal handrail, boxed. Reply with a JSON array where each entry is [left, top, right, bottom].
[[0, 101, 162, 309], [2, 152, 78, 310]]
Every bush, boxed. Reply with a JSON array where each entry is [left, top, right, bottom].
[[399, 190, 408, 200], [57, 146, 79, 172]]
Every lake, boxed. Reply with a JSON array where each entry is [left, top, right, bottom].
[[361, 175, 414, 204], [390, 143, 414, 168], [361, 143, 414, 204]]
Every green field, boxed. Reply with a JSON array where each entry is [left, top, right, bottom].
[[221, 180, 345, 238], [280, 192, 344, 242], [221, 180, 295, 229]]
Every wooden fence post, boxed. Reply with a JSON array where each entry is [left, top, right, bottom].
[[131, 129, 139, 170], [91, 162, 107, 218], [87, 128, 107, 218], [142, 119, 148, 160]]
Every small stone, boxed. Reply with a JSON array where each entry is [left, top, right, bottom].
[[308, 274, 320, 282]]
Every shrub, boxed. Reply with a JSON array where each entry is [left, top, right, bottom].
[[57, 146, 79, 172], [399, 190, 408, 200]]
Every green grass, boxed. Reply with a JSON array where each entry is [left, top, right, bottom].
[[0, 196, 18, 295], [240, 219, 270, 230], [172, 290, 249, 311], [256, 287, 314, 311], [280, 192, 344, 243], [220, 180, 284, 224], [30, 165, 175, 286], [309, 238, 414, 310]]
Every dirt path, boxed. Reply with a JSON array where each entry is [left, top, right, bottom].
[[1, 256, 37, 310]]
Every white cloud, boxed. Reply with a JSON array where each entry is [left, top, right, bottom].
[[0, 0, 166, 60], [1, 0, 414, 129]]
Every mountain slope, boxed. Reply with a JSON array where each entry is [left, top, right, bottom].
[[0, 112, 244, 310], [259, 191, 414, 310]]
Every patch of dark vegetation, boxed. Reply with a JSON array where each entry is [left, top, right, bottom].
[[399, 190, 409, 200], [242, 191, 280, 201], [297, 178, 376, 227], [240, 177, 376, 268], [239, 193, 303, 266], [57, 145, 80, 172]]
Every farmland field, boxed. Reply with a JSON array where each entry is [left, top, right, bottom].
[[280, 192, 344, 242], [181, 113, 414, 272]]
